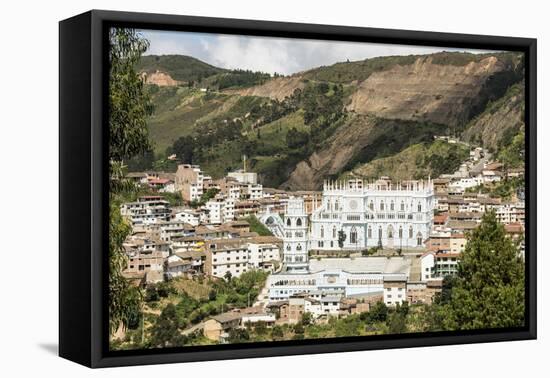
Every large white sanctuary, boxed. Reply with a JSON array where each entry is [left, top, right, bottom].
[[264, 178, 435, 301], [309, 178, 435, 251]]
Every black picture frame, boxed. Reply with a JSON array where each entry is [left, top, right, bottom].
[[59, 9, 537, 368]]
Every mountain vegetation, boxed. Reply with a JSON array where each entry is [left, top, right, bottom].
[[129, 49, 525, 191], [136, 54, 226, 83], [342, 139, 470, 181]]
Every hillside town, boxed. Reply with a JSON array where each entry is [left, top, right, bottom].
[[116, 138, 525, 344]]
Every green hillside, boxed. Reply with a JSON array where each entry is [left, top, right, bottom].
[[136, 55, 225, 83], [302, 51, 521, 84], [146, 86, 232, 153], [130, 50, 524, 190], [341, 139, 470, 181], [462, 81, 525, 153]]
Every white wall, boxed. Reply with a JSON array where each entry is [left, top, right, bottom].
[[1, 0, 546, 377]]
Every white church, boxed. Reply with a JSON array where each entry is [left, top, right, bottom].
[[309, 178, 435, 251], [264, 178, 435, 300]]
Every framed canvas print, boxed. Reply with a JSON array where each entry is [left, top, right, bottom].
[[59, 10, 536, 368]]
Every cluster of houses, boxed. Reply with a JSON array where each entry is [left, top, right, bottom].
[[425, 146, 525, 266], [118, 143, 525, 342]]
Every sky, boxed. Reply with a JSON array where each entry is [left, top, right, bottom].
[[138, 29, 497, 76]]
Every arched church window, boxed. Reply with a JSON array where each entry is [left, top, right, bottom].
[[417, 232, 423, 246], [390, 201, 395, 211], [332, 226, 337, 239], [286, 245, 291, 251], [286, 218, 291, 227], [296, 218, 302, 227], [297, 244, 302, 251], [378, 226, 383, 240], [380, 201, 385, 211], [400, 201, 405, 211], [388, 226, 394, 239], [369, 201, 374, 211], [399, 226, 403, 239], [409, 226, 413, 239], [368, 226, 372, 239], [320, 226, 324, 238], [417, 202, 422, 212]]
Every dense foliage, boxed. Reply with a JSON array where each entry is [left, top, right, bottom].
[[108, 28, 155, 336], [243, 215, 274, 236], [213, 69, 272, 90], [109, 29, 153, 163], [427, 211, 524, 330]]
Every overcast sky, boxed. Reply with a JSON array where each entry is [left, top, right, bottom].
[[138, 29, 496, 76]]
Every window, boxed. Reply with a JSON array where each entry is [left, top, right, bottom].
[[320, 226, 324, 238], [368, 226, 372, 239], [369, 201, 374, 211], [388, 226, 394, 239], [378, 226, 382, 241], [297, 244, 302, 251], [417, 232, 423, 246], [286, 218, 291, 227], [286, 245, 291, 251], [332, 226, 337, 239], [350, 227, 358, 244], [417, 202, 422, 212], [409, 226, 413, 239], [400, 201, 405, 211], [296, 218, 302, 227], [399, 226, 403, 238], [380, 201, 385, 211], [390, 201, 395, 211]]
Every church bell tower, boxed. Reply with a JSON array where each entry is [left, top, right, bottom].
[[283, 197, 309, 273]]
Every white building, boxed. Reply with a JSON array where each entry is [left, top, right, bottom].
[[172, 208, 201, 226], [158, 220, 194, 241], [383, 276, 407, 307], [246, 183, 263, 200], [309, 179, 434, 250], [247, 236, 282, 272], [420, 252, 435, 281], [205, 196, 235, 224], [228, 170, 258, 185], [282, 197, 309, 273], [267, 257, 411, 301], [120, 196, 171, 225], [496, 202, 525, 225], [449, 177, 483, 192], [206, 237, 283, 279]]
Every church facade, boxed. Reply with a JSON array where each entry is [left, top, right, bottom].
[[308, 178, 435, 251], [264, 179, 434, 301]]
